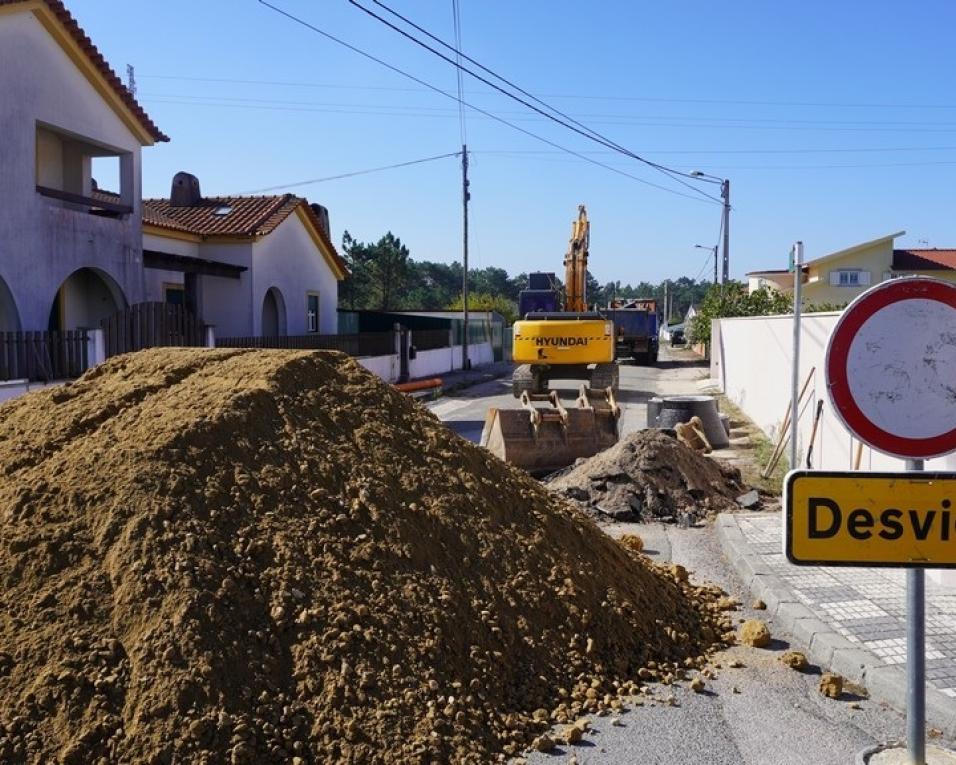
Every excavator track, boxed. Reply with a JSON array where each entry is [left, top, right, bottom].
[[589, 362, 619, 392]]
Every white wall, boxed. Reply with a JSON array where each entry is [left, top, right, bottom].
[[358, 354, 399, 383], [712, 313, 956, 473], [252, 213, 339, 336], [0, 9, 147, 331], [409, 342, 493, 379]]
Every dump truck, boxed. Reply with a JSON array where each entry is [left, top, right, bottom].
[[605, 298, 659, 365], [480, 205, 620, 475]]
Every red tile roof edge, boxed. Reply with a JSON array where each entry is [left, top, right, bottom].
[[142, 195, 347, 276], [0, 0, 168, 142], [892, 249, 956, 271]]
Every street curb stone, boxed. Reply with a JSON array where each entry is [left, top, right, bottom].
[[715, 512, 956, 734]]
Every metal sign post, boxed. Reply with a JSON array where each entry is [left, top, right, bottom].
[[790, 276, 956, 765], [907, 457, 926, 765], [789, 241, 803, 474]]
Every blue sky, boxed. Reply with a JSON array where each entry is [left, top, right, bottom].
[[73, 0, 956, 286]]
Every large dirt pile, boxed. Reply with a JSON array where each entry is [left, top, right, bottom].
[[0, 349, 729, 764], [548, 429, 746, 523]]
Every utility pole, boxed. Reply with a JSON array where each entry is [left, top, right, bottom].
[[721, 179, 730, 283], [713, 245, 719, 285], [461, 145, 471, 370], [126, 64, 136, 96], [663, 281, 669, 324]]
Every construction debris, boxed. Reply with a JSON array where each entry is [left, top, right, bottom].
[[548, 429, 747, 523], [0, 349, 728, 765], [780, 651, 809, 671], [738, 620, 772, 648], [819, 673, 845, 699]]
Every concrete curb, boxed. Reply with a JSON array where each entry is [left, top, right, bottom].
[[715, 512, 956, 739]]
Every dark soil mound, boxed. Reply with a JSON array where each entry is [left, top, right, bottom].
[[548, 429, 746, 523]]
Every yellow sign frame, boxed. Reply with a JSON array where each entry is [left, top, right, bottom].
[[785, 470, 956, 568]]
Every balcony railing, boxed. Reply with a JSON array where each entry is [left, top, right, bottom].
[[36, 185, 132, 218]]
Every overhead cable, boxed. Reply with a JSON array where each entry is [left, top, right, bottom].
[[255, 0, 718, 204], [234, 151, 461, 194], [347, 0, 722, 202]]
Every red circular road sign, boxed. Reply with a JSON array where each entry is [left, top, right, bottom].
[[825, 277, 956, 459]]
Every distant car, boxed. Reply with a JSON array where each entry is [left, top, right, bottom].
[[670, 328, 686, 346]]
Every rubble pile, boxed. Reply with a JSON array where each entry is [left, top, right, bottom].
[[547, 429, 747, 523], [0, 349, 730, 764]]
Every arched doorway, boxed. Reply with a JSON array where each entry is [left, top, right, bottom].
[[261, 287, 287, 336], [48, 267, 126, 331], [0, 274, 21, 332]]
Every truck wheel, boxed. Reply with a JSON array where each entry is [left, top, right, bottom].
[[590, 363, 619, 392], [512, 365, 534, 398]]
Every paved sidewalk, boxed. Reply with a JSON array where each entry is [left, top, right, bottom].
[[718, 512, 956, 736]]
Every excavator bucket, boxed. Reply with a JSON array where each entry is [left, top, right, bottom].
[[480, 387, 620, 476]]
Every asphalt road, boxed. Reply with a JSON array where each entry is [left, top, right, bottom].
[[426, 348, 919, 765]]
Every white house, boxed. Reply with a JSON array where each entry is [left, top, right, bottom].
[[0, 0, 345, 343], [0, 0, 167, 332], [142, 173, 346, 338]]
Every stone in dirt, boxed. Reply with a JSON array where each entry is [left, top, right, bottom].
[[780, 651, 808, 671], [547, 430, 748, 523], [0, 349, 727, 765], [738, 619, 772, 648], [690, 676, 706, 693], [736, 489, 760, 509], [619, 533, 644, 553], [819, 673, 844, 699], [752, 599, 766, 610]]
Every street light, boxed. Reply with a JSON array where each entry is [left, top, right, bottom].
[[695, 243, 718, 285], [691, 171, 730, 284]]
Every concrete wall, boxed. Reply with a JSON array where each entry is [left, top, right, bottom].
[[252, 213, 339, 336], [356, 341, 494, 384], [0, 10, 146, 331], [409, 342, 494, 379], [712, 312, 956, 473]]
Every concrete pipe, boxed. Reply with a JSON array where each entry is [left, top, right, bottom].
[[655, 395, 729, 449]]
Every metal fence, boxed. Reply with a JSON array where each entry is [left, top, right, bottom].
[[0, 330, 89, 382], [411, 329, 451, 351], [217, 332, 395, 357]]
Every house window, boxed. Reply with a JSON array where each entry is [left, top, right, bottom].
[[829, 269, 871, 288], [164, 284, 185, 305], [307, 292, 320, 333]]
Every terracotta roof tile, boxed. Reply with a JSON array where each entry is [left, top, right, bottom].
[[143, 195, 347, 275], [0, 0, 168, 142], [893, 249, 956, 271]]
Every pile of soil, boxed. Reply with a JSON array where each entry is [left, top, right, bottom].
[[0, 349, 731, 764], [548, 429, 746, 523]]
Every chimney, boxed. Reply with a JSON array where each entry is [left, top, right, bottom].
[[170, 172, 201, 207], [310, 203, 331, 240]]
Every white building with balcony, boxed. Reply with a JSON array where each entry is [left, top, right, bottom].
[[0, 0, 168, 333]]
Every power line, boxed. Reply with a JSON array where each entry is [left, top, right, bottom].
[[141, 92, 956, 132], [347, 0, 721, 202], [137, 75, 956, 111], [233, 151, 461, 194], [450, 0, 466, 146], [254, 1, 718, 204]]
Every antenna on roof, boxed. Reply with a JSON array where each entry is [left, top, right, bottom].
[[126, 64, 137, 96]]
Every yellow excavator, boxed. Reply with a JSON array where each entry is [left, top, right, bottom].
[[480, 205, 621, 475]]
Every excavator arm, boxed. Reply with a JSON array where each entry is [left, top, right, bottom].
[[563, 204, 589, 312]]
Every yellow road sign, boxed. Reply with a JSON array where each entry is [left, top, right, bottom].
[[785, 470, 956, 567]]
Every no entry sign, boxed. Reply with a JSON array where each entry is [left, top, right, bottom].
[[825, 277, 956, 460]]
